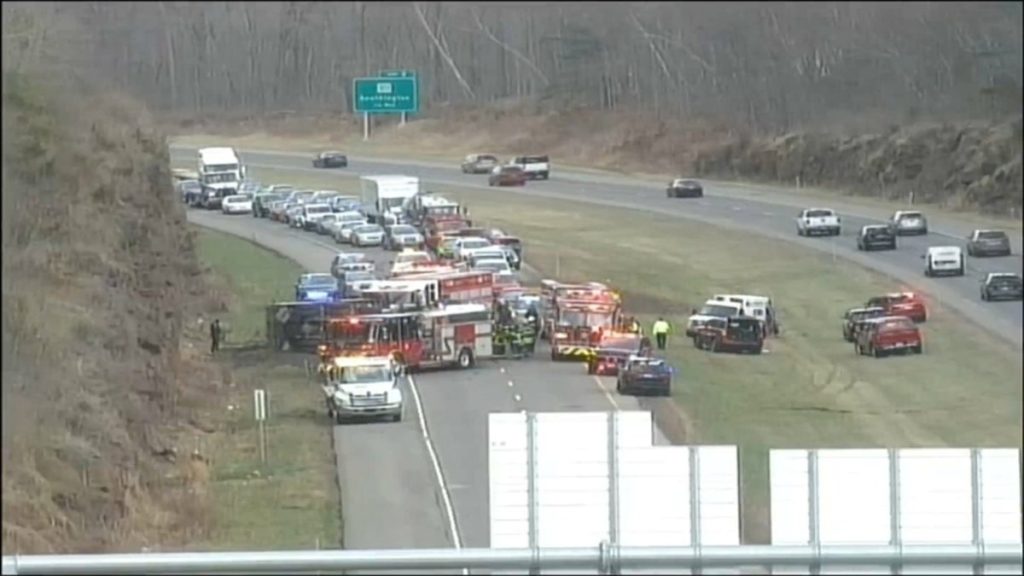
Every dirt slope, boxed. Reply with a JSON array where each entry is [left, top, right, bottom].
[[1, 74, 225, 553]]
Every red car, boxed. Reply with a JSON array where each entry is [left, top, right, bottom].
[[865, 292, 927, 323], [488, 166, 527, 187], [855, 316, 923, 357]]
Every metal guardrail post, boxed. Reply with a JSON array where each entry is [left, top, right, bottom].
[[808, 449, 822, 576], [888, 448, 903, 576], [689, 447, 704, 576], [526, 413, 540, 576], [970, 449, 985, 576], [603, 412, 621, 575]]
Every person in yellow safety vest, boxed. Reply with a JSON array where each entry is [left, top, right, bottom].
[[652, 317, 671, 351]]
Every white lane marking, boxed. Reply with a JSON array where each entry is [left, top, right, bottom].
[[591, 375, 621, 410], [762, 211, 774, 216], [731, 206, 743, 211], [507, 381, 514, 387], [406, 375, 465, 562], [514, 393, 522, 402]]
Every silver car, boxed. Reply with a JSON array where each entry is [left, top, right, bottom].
[[341, 269, 378, 298], [385, 224, 425, 251], [890, 210, 928, 236], [334, 220, 366, 244], [352, 224, 385, 247]]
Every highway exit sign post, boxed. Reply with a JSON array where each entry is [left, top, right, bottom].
[[353, 72, 419, 141]]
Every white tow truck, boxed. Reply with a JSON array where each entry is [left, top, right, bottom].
[[321, 355, 404, 424], [796, 208, 842, 237]]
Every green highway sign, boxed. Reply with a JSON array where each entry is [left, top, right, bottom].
[[353, 76, 419, 114]]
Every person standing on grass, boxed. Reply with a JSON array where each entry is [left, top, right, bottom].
[[652, 317, 671, 351], [210, 319, 222, 355]]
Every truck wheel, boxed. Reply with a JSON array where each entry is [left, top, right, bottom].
[[957, 265, 965, 276], [912, 344, 922, 354], [391, 410, 403, 423], [334, 412, 346, 425], [924, 267, 932, 277], [710, 338, 719, 353], [457, 348, 474, 369], [872, 345, 883, 358], [587, 361, 597, 375]]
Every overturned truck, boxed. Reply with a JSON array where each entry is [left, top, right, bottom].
[[265, 299, 378, 351]]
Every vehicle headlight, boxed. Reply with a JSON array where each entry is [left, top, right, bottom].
[[387, 387, 402, 403], [334, 391, 351, 404]]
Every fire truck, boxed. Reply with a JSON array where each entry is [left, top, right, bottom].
[[423, 216, 469, 251], [392, 269, 495, 306], [321, 303, 494, 370], [536, 280, 623, 360]]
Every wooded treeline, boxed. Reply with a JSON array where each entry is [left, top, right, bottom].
[[4, 1, 1022, 132]]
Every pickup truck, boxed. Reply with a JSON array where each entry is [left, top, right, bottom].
[[796, 208, 841, 237], [510, 155, 550, 180]]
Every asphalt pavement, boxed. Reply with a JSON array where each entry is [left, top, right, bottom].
[[172, 145, 1023, 346], [186, 209, 672, 560]]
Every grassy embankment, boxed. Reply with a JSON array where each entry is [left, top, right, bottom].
[[193, 227, 342, 550], [230, 166, 1023, 542]]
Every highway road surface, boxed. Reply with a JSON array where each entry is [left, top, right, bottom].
[[171, 145, 1023, 346], [186, 209, 673, 566]]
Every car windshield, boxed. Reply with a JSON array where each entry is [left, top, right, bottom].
[[225, 196, 247, 203], [899, 212, 923, 219], [392, 226, 417, 235], [978, 231, 1008, 240], [307, 205, 332, 214], [334, 365, 392, 385], [261, 193, 283, 202], [699, 304, 739, 317], [345, 271, 375, 282], [522, 155, 548, 163], [864, 227, 889, 235], [991, 276, 1022, 286], [462, 240, 490, 250], [203, 173, 236, 184], [475, 260, 509, 272], [397, 253, 430, 264], [879, 318, 915, 332], [355, 225, 382, 234], [558, 310, 586, 326], [631, 360, 669, 373], [806, 209, 834, 218], [294, 191, 315, 201], [320, 214, 337, 221], [304, 275, 336, 287]]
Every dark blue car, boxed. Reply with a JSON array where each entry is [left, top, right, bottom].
[[295, 273, 341, 302]]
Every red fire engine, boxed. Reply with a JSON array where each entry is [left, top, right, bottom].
[[548, 299, 621, 360], [393, 269, 495, 306], [322, 303, 494, 370], [539, 280, 621, 337], [424, 216, 469, 251]]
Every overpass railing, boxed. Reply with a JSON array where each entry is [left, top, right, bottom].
[[3, 542, 1022, 574]]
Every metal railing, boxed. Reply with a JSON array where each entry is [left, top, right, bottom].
[[3, 543, 1022, 574]]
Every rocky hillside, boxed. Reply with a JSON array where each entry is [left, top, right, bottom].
[[1, 73, 221, 553]]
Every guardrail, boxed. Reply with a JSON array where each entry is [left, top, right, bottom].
[[3, 543, 1022, 574]]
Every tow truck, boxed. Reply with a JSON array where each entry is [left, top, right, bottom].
[[320, 304, 495, 370]]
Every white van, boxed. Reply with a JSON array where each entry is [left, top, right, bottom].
[[924, 246, 965, 277]]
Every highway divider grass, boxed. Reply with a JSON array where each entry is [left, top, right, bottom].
[[224, 166, 1023, 543], [192, 227, 342, 550]]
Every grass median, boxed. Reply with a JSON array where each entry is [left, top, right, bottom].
[[193, 227, 342, 550], [226, 165, 1022, 541]]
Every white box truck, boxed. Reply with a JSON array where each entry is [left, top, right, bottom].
[[360, 175, 420, 225], [197, 147, 246, 209]]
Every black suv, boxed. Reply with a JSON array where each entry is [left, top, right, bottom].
[[857, 225, 897, 251]]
